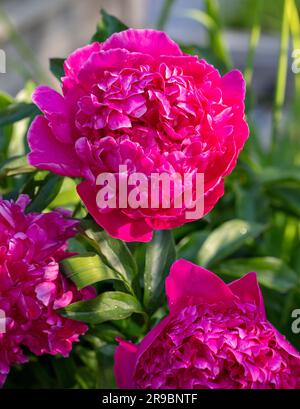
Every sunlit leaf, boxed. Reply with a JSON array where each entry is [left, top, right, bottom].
[[218, 257, 298, 293], [197, 219, 265, 267], [143, 230, 176, 313], [61, 252, 121, 289], [91, 9, 128, 42], [61, 291, 144, 324]]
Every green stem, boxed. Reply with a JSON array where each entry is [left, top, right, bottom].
[[0, 7, 50, 84], [271, 0, 291, 157], [204, 0, 232, 70], [244, 0, 263, 89], [156, 0, 176, 30], [287, 0, 300, 115]]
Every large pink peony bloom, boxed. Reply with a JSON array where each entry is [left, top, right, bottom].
[[0, 195, 95, 387], [115, 259, 300, 389], [28, 29, 249, 242]]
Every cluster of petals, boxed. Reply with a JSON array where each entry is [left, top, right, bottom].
[[0, 195, 95, 386], [115, 259, 300, 389], [28, 29, 249, 242]]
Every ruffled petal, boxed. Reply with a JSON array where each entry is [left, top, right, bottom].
[[32, 85, 72, 143], [28, 116, 81, 177], [166, 259, 235, 312], [77, 181, 153, 242], [102, 29, 183, 57], [229, 272, 266, 318], [114, 339, 138, 389], [63, 42, 102, 92]]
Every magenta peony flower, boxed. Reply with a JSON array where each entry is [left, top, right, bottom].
[[115, 259, 300, 389], [28, 29, 249, 242], [0, 195, 95, 387]]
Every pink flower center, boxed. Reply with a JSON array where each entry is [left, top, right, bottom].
[[75, 63, 210, 148], [134, 303, 300, 389]]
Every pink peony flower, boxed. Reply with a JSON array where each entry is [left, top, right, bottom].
[[0, 195, 95, 387], [115, 259, 300, 389], [28, 29, 249, 242]]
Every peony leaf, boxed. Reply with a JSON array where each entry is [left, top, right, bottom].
[[217, 257, 298, 293], [143, 230, 176, 314], [0, 92, 14, 160], [0, 102, 39, 127], [0, 155, 35, 179], [197, 219, 265, 268], [257, 166, 300, 185], [26, 173, 64, 213], [79, 219, 137, 284], [177, 230, 209, 262], [61, 252, 121, 289], [60, 291, 144, 324], [49, 58, 65, 81], [91, 9, 128, 43], [267, 184, 300, 218]]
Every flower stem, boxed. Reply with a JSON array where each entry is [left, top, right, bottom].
[[287, 0, 300, 115], [156, 0, 176, 30], [204, 0, 232, 70], [271, 0, 291, 158], [244, 0, 263, 89]]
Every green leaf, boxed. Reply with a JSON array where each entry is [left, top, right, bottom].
[[0, 155, 34, 179], [0, 102, 39, 126], [143, 230, 176, 313], [60, 291, 144, 324], [91, 9, 128, 42], [197, 219, 265, 267], [61, 252, 120, 289], [177, 230, 208, 262], [49, 58, 65, 81], [0, 92, 14, 161], [218, 257, 298, 293], [267, 184, 300, 218], [79, 220, 137, 284], [26, 173, 64, 212], [257, 166, 300, 185], [49, 177, 78, 208]]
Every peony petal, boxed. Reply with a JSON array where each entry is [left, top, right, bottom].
[[35, 282, 56, 306], [28, 116, 81, 177], [221, 70, 246, 103], [32, 85, 72, 143], [102, 29, 183, 57], [114, 339, 138, 389], [63, 42, 102, 92], [77, 181, 153, 242], [229, 272, 266, 318], [77, 49, 154, 87], [166, 259, 235, 312]]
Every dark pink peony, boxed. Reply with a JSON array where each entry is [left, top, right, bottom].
[[28, 29, 249, 242], [0, 195, 95, 387], [115, 259, 300, 389]]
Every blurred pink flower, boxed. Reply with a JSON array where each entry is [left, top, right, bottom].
[[115, 259, 300, 389], [0, 195, 95, 387], [28, 29, 249, 242]]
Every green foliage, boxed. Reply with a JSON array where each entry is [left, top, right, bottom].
[[91, 9, 128, 43], [49, 58, 65, 81], [61, 291, 144, 324], [143, 230, 176, 314]]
